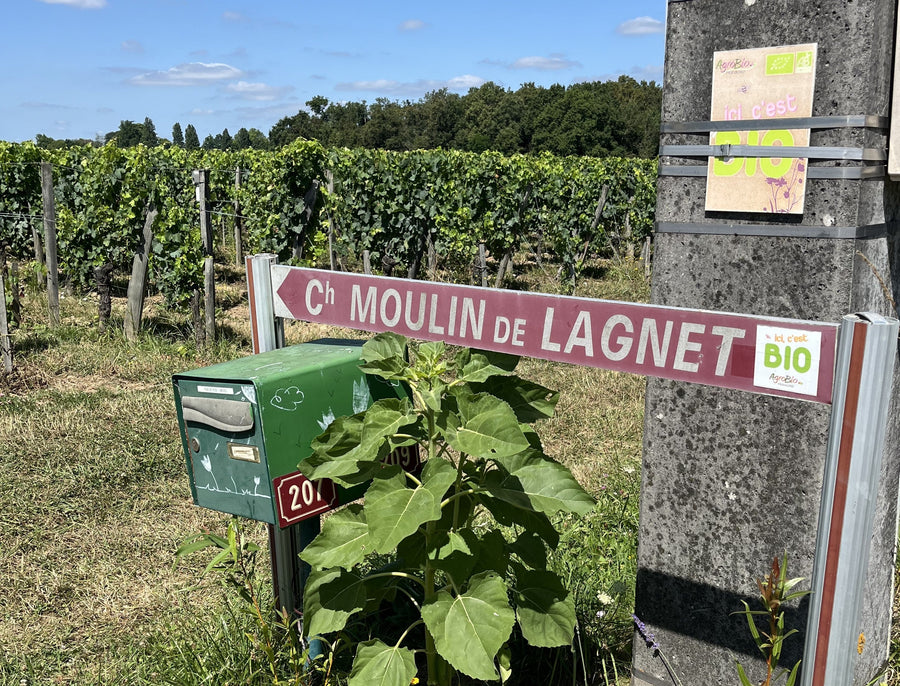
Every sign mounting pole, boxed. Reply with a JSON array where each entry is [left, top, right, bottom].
[[801, 313, 898, 686], [246, 253, 317, 621]]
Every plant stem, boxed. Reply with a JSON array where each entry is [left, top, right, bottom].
[[424, 405, 443, 686], [424, 518, 439, 686]]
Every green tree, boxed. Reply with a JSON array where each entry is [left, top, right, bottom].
[[460, 82, 512, 153], [269, 110, 315, 146], [233, 127, 251, 150], [246, 128, 270, 150], [141, 117, 158, 146], [111, 120, 144, 147], [172, 122, 184, 148], [184, 124, 200, 150], [364, 98, 409, 150], [218, 128, 233, 150], [408, 88, 464, 150]]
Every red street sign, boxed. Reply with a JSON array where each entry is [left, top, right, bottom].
[[271, 266, 838, 404], [273, 471, 338, 528]]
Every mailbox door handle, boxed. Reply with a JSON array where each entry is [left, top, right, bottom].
[[181, 396, 255, 433]]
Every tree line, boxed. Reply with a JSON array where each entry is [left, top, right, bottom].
[[32, 77, 660, 159]]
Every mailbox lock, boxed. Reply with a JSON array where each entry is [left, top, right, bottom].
[[190, 436, 201, 453]]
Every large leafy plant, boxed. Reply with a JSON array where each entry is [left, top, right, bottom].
[[298, 333, 594, 686]]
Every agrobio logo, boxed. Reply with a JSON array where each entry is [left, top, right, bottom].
[[753, 325, 822, 397]]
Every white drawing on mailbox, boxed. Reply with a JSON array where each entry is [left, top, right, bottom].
[[195, 454, 271, 500], [352, 378, 369, 414], [271, 386, 305, 411], [318, 408, 335, 431]]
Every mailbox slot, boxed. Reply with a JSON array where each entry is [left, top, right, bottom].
[[181, 396, 254, 433]]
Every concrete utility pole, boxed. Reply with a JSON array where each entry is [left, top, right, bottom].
[[636, 2, 900, 685]]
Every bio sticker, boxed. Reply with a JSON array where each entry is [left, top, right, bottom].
[[766, 53, 795, 76], [753, 325, 822, 396]]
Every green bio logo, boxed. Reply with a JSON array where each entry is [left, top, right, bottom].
[[763, 342, 812, 373], [766, 53, 795, 76]]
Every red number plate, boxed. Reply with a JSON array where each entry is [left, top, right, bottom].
[[273, 472, 338, 528]]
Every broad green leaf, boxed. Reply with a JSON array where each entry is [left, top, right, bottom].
[[421, 457, 458, 502], [468, 528, 511, 577], [361, 332, 407, 365], [358, 356, 408, 382], [514, 568, 576, 647], [364, 469, 441, 552], [421, 571, 515, 681], [300, 504, 370, 571], [481, 497, 559, 549], [304, 568, 368, 636], [348, 640, 417, 686], [360, 398, 418, 452], [445, 392, 530, 459], [485, 452, 594, 516], [418, 379, 446, 412], [455, 349, 519, 383], [362, 573, 399, 613], [429, 530, 477, 584], [470, 376, 559, 423], [509, 531, 548, 570]]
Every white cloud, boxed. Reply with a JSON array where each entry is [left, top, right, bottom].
[[446, 75, 485, 89], [511, 55, 580, 71], [399, 19, 426, 32], [225, 81, 293, 101], [121, 40, 143, 54], [21, 101, 75, 110], [616, 16, 665, 35], [223, 11, 249, 22], [336, 74, 485, 96], [36, 0, 106, 8], [130, 62, 245, 87]]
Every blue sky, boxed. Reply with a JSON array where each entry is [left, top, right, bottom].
[[3, 0, 666, 144]]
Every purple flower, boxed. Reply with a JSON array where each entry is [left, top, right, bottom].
[[797, 162, 805, 172], [632, 614, 660, 651]]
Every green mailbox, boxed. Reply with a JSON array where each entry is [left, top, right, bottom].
[[173, 339, 411, 528]]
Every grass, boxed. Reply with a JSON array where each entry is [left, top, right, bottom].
[[0, 259, 645, 685]]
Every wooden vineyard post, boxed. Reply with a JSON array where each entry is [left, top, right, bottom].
[[40, 162, 59, 327], [0, 271, 11, 374], [234, 167, 243, 266], [193, 169, 215, 344], [124, 204, 158, 342]]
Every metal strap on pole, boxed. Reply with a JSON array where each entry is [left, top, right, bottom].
[[658, 164, 886, 180], [801, 313, 899, 686], [659, 114, 888, 134], [658, 144, 886, 161]]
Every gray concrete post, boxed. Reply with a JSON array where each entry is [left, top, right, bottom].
[[635, 2, 900, 685]]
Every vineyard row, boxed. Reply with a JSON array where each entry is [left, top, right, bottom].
[[0, 140, 657, 311]]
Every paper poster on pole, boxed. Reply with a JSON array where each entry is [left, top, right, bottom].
[[706, 43, 817, 214]]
